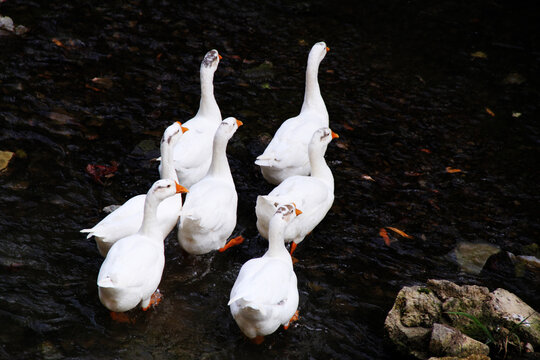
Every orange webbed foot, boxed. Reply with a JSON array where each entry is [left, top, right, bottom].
[[289, 242, 298, 256], [251, 335, 264, 344], [142, 289, 163, 311], [110, 311, 135, 324], [218, 235, 245, 252], [283, 310, 300, 330]]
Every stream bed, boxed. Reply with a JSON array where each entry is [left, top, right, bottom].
[[1, 1, 539, 359]]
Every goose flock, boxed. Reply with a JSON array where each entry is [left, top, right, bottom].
[[81, 41, 338, 343]]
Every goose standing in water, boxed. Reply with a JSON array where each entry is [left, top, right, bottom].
[[228, 204, 302, 344], [81, 122, 188, 256], [255, 127, 338, 256], [177, 117, 244, 255], [161, 49, 223, 188], [255, 42, 330, 185], [97, 179, 188, 314]]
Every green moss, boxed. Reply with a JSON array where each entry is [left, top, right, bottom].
[[417, 287, 431, 294]]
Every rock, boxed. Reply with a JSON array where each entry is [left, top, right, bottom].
[[427, 280, 492, 334], [429, 323, 490, 358], [384, 285, 442, 359], [488, 288, 540, 346], [451, 242, 500, 275], [427, 355, 490, 360], [385, 279, 540, 359]]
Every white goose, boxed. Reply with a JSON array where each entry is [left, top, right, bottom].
[[255, 127, 338, 256], [97, 179, 188, 313], [177, 117, 244, 255], [228, 203, 302, 344], [81, 122, 189, 257], [161, 49, 223, 189], [255, 42, 330, 185]]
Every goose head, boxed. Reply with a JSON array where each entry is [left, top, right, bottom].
[[308, 41, 329, 66], [149, 179, 189, 201], [275, 203, 303, 224], [308, 127, 339, 153], [215, 117, 243, 141], [201, 49, 221, 71], [161, 121, 189, 148]]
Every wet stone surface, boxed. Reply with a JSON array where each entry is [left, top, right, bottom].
[[1, 0, 539, 359]]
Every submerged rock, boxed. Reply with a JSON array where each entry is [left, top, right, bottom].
[[385, 279, 540, 359], [451, 242, 500, 275]]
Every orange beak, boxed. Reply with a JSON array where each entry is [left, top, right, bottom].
[[331, 131, 339, 139], [292, 203, 302, 216], [218, 54, 223, 60], [175, 182, 189, 193], [236, 119, 243, 127], [326, 47, 330, 52]]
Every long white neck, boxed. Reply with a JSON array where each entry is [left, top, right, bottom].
[[265, 217, 290, 258], [160, 138, 179, 183], [309, 143, 334, 190], [196, 66, 221, 120], [139, 192, 163, 240], [206, 132, 232, 181], [301, 56, 327, 114]]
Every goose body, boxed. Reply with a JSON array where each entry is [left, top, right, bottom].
[[97, 179, 188, 312], [256, 127, 337, 250], [255, 42, 329, 185], [177, 117, 243, 255], [228, 204, 301, 341], [162, 49, 222, 189], [81, 122, 188, 257]]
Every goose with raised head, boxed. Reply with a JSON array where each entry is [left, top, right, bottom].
[[177, 117, 244, 255], [228, 203, 302, 344], [255, 127, 338, 256], [81, 122, 188, 257], [161, 49, 223, 188], [97, 179, 189, 314], [255, 42, 330, 185]]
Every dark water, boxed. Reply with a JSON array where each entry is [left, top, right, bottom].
[[1, 1, 539, 359]]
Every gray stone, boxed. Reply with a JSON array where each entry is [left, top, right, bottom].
[[429, 323, 490, 358], [487, 288, 540, 346]]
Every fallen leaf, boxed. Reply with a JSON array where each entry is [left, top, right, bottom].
[[420, 148, 431, 154], [485, 107, 495, 117], [343, 123, 354, 131], [386, 226, 413, 239], [512, 112, 522, 118], [52, 38, 65, 48], [446, 167, 462, 173], [85, 84, 103, 92], [404, 171, 423, 176], [379, 228, 391, 246], [0, 150, 14, 172], [85, 161, 118, 184], [91, 77, 114, 89], [471, 51, 487, 59], [361, 174, 375, 182]]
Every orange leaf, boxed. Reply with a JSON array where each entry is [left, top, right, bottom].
[[386, 227, 413, 239], [420, 148, 431, 154], [52, 38, 65, 48], [485, 107, 495, 117], [445, 167, 462, 173], [379, 228, 391, 246], [85, 84, 103, 92]]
